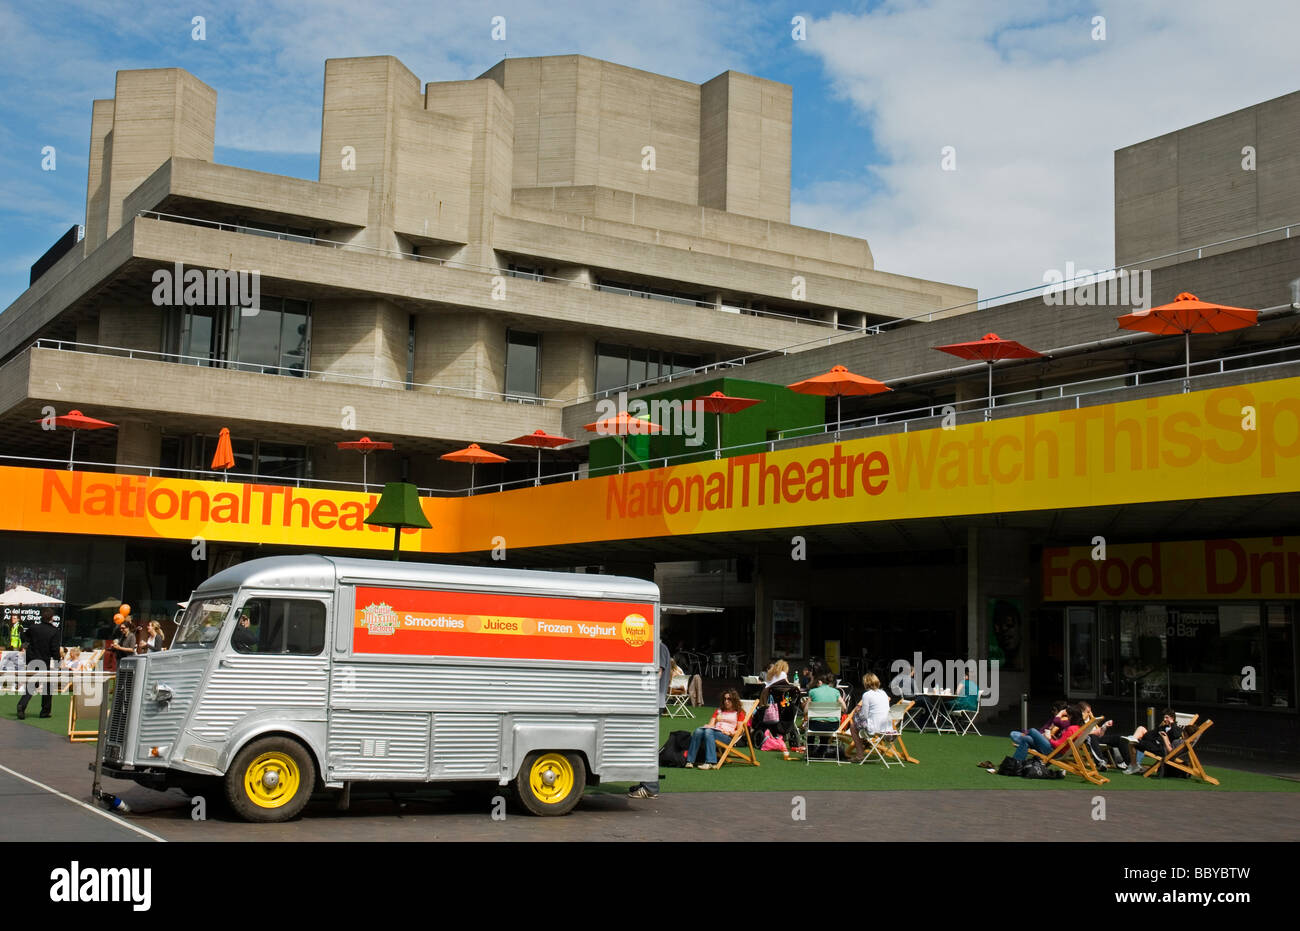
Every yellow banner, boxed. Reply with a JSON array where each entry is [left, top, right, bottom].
[[2, 376, 1298, 553], [1043, 537, 1300, 601]]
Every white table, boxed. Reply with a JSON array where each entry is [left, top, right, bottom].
[[916, 692, 960, 734]]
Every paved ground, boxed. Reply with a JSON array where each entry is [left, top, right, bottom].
[[3, 717, 1298, 843]]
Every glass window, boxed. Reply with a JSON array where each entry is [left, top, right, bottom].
[[596, 344, 628, 393], [506, 330, 540, 398], [175, 597, 231, 649], [628, 347, 647, 385], [256, 443, 307, 480], [236, 306, 282, 371], [231, 599, 326, 655]]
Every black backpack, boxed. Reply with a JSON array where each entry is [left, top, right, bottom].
[[659, 730, 692, 767]]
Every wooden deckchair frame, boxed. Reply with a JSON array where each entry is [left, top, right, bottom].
[[1029, 716, 1108, 785], [838, 699, 920, 766], [1141, 720, 1217, 785], [713, 697, 761, 768]]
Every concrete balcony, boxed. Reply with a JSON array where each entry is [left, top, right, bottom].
[[0, 346, 564, 452], [121, 158, 371, 232]]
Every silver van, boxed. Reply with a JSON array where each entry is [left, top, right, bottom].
[[100, 555, 660, 820]]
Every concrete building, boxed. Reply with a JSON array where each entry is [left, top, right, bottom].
[[1, 58, 1298, 759], [0, 55, 974, 493]]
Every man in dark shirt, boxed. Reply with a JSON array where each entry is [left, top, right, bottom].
[[17, 612, 62, 719]]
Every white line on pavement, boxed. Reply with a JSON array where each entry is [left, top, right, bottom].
[[0, 762, 166, 842]]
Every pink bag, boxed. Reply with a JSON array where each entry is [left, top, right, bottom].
[[763, 702, 780, 724], [761, 733, 787, 752]]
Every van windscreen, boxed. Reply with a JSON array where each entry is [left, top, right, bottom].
[[175, 597, 232, 648]]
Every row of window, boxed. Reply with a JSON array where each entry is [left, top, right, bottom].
[[157, 300, 702, 398], [160, 435, 310, 480]]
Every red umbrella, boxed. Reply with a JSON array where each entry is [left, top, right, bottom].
[[505, 429, 573, 484], [583, 412, 665, 470], [31, 409, 116, 471], [440, 443, 509, 495], [336, 436, 395, 491], [934, 333, 1042, 410], [691, 391, 762, 457], [210, 427, 235, 481], [1117, 292, 1257, 377], [787, 365, 891, 435]]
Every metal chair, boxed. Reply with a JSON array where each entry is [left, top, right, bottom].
[[665, 674, 692, 718], [802, 701, 846, 765]]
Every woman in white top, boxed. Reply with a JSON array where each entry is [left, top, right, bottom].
[[764, 659, 789, 686], [847, 673, 894, 762]]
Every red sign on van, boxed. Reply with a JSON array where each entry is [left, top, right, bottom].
[[351, 586, 655, 663]]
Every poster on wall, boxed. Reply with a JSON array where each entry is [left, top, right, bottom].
[[2, 565, 67, 635], [987, 596, 1023, 670], [772, 599, 804, 659], [825, 640, 841, 675]]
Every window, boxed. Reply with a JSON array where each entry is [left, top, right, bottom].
[[506, 263, 544, 281], [595, 343, 707, 393], [231, 598, 326, 655], [162, 295, 310, 376], [506, 330, 540, 399]]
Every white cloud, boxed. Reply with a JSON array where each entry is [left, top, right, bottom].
[[791, 0, 1300, 303]]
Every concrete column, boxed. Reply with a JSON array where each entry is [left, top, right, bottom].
[[414, 311, 504, 397], [98, 306, 162, 353], [84, 99, 115, 251], [311, 299, 407, 386], [539, 332, 594, 400], [969, 526, 1032, 712], [105, 69, 216, 236], [115, 420, 162, 471]]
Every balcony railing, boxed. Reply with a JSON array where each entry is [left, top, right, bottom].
[[27, 339, 561, 406], [12, 340, 1299, 497]]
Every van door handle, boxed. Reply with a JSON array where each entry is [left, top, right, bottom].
[[219, 659, 233, 668]]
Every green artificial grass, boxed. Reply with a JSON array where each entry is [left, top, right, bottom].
[[5, 693, 1291, 793], [592, 704, 1300, 794], [0, 692, 73, 737]]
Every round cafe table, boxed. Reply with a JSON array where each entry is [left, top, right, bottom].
[[917, 690, 960, 734]]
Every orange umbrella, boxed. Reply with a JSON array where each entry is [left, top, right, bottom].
[[211, 427, 235, 481], [1118, 292, 1258, 377], [583, 412, 664, 469], [691, 391, 762, 457], [440, 443, 509, 495], [336, 436, 395, 491], [934, 333, 1042, 409], [788, 365, 891, 434], [31, 409, 116, 470], [505, 429, 573, 484]]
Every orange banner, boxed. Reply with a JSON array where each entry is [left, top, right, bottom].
[[352, 587, 654, 663], [1043, 536, 1300, 601], [2, 375, 1299, 554]]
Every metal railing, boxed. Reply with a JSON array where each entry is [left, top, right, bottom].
[[27, 339, 562, 406], [16, 340, 1298, 497], [135, 209, 855, 331]]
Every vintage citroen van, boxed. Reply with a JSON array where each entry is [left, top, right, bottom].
[[99, 555, 660, 821]]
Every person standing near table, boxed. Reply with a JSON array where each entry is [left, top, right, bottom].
[[628, 632, 672, 799], [108, 619, 136, 667], [16, 610, 61, 719]]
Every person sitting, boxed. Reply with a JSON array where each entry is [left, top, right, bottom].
[[685, 689, 746, 770], [802, 673, 846, 757], [58, 647, 81, 671], [1079, 701, 1141, 774], [1127, 708, 1183, 773], [764, 659, 790, 686], [1009, 700, 1068, 761], [847, 672, 894, 762], [892, 664, 917, 698]]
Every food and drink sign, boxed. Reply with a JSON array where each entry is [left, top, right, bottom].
[[351, 586, 655, 663]]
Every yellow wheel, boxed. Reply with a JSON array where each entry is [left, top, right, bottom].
[[225, 737, 315, 822], [244, 752, 301, 808], [516, 751, 586, 816]]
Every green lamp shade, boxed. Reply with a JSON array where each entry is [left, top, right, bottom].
[[364, 482, 432, 529]]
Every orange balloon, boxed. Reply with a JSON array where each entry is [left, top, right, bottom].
[[113, 614, 124, 625], [119, 604, 131, 616]]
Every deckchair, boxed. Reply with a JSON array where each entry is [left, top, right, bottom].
[[885, 700, 920, 764], [1141, 720, 1218, 785], [1029, 716, 1108, 785], [713, 698, 761, 768]]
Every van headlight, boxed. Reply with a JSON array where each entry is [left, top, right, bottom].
[[152, 683, 173, 704]]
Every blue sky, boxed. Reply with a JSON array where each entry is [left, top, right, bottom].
[[1, 0, 1297, 311]]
